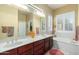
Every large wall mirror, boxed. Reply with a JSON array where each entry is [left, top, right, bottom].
[[0, 4, 53, 40], [0, 4, 34, 39], [18, 11, 33, 38], [0, 4, 47, 39], [0, 5, 18, 39]]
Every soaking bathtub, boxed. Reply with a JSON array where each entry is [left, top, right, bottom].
[[53, 32, 79, 55]]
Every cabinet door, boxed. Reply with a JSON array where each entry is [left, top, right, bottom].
[[33, 40, 44, 55], [0, 49, 17, 55], [18, 43, 33, 55], [34, 40, 44, 47], [44, 38, 50, 52], [49, 37, 53, 49]]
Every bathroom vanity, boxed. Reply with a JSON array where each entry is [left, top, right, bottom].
[[0, 5, 53, 55], [0, 35, 53, 55]]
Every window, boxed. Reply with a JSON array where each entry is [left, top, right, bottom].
[[56, 15, 63, 31], [56, 11, 75, 32]]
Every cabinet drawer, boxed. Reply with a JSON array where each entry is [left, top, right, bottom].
[[18, 43, 33, 54], [44, 39, 50, 52], [34, 40, 44, 47], [0, 49, 17, 55]]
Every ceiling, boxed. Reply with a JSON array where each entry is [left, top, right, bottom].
[[48, 4, 67, 10]]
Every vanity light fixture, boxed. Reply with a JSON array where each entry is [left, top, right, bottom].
[[26, 4, 45, 17], [26, 4, 42, 12], [35, 10, 45, 17], [12, 4, 30, 12]]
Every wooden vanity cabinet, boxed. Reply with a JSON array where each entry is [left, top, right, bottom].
[[49, 37, 53, 49], [18, 43, 33, 55], [0, 36, 53, 55], [44, 36, 53, 53], [44, 38, 50, 52], [33, 40, 44, 55], [0, 48, 17, 55]]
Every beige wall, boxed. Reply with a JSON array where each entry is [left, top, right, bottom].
[[53, 4, 78, 32], [0, 5, 18, 39], [77, 5, 79, 26], [33, 14, 41, 34]]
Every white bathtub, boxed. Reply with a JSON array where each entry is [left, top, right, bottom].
[[53, 32, 79, 55]]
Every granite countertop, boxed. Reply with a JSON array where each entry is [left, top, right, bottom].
[[0, 34, 53, 53]]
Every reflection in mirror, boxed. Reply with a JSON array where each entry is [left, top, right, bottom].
[[18, 10, 33, 37], [0, 4, 34, 39], [40, 17, 46, 34], [29, 20, 33, 32], [0, 4, 46, 39], [18, 11, 27, 37], [0, 4, 18, 39], [46, 14, 53, 34], [2, 26, 14, 37]]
